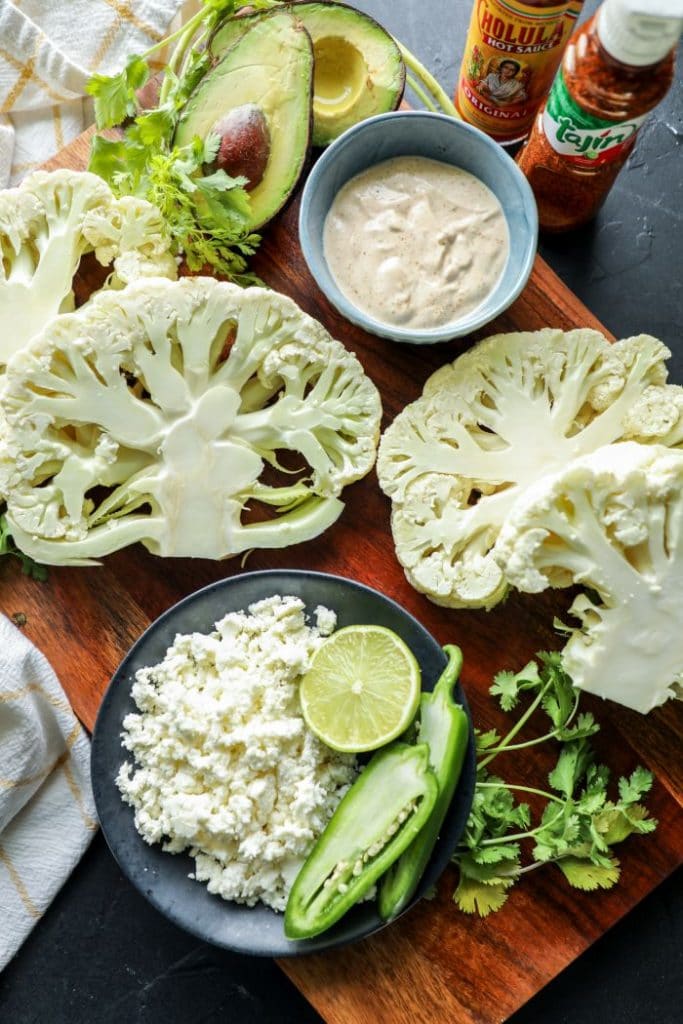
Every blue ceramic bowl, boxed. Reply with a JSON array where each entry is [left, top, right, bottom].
[[299, 110, 538, 344]]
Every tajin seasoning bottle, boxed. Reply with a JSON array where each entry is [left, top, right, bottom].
[[456, 1, 585, 144], [516, 0, 682, 231]]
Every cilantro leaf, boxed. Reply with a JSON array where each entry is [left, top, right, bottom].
[[453, 874, 515, 917], [475, 728, 501, 754], [203, 131, 222, 165], [597, 801, 658, 845], [548, 740, 594, 798], [133, 108, 176, 146], [621, 804, 658, 835], [456, 851, 521, 884], [538, 652, 575, 729], [87, 70, 134, 130], [454, 851, 520, 916], [490, 661, 541, 710], [533, 803, 582, 863], [557, 856, 621, 891], [465, 774, 530, 847], [169, 51, 212, 110], [88, 135, 148, 189], [87, 55, 149, 129], [470, 843, 521, 866], [196, 169, 250, 193], [557, 711, 599, 742], [618, 766, 654, 805], [126, 54, 150, 91]]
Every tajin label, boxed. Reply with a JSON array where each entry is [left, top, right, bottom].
[[456, 0, 582, 142], [543, 71, 647, 165]]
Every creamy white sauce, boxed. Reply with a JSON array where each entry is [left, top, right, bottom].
[[323, 156, 509, 330]]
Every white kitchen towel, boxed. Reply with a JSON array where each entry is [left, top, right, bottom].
[[0, 614, 97, 971], [0, 0, 184, 187]]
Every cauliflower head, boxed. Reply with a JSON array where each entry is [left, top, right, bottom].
[[1, 277, 381, 564], [0, 169, 177, 369], [495, 442, 683, 714], [377, 329, 683, 609]]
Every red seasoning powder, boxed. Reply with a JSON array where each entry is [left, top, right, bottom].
[[516, 1, 681, 231]]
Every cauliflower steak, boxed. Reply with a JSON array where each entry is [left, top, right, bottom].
[[377, 329, 683, 609], [1, 277, 381, 564]]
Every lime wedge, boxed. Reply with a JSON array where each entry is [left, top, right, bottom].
[[300, 625, 421, 753]]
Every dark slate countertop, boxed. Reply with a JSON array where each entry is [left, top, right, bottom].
[[1, 2, 681, 1022]]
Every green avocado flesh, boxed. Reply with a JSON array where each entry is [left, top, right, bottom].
[[210, 3, 405, 148], [293, 2, 405, 146], [209, 9, 260, 57], [175, 11, 313, 230]]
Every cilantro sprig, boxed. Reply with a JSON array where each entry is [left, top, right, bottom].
[[86, 0, 276, 282], [453, 653, 657, 917]]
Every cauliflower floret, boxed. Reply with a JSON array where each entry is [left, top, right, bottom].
[[1, 277, 381, 565], [377, 328, 683, 609], [83, 194, 177, 283], [495, 442, 683, 714], [0, 169, 176, 370]]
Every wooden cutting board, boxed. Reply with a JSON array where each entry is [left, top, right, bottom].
[[2, 128, 681, 1024]]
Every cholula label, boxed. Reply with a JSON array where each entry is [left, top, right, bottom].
[[543, 70, 647, 165], [455, 0, 582, 143]]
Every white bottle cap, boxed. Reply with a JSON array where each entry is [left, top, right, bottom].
[[598, 0, 683, 65]]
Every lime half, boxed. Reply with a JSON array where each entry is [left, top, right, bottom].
[[300, 625, 421, 753]]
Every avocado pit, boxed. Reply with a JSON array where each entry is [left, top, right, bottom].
[[211, 103, 270, 190]]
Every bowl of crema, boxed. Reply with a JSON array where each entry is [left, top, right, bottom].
[[299, 111, 538, 344]]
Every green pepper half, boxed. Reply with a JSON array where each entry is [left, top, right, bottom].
[[284, 742, 438, 940], [378, 645, 469, 921]]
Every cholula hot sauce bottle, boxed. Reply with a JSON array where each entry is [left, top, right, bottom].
[[516, 0, 682, 231], [456, 1, 585, 144]]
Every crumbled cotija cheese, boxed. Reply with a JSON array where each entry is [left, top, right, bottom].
[[116, 595, 356, 912]]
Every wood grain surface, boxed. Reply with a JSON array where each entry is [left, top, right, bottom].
[[2, 128, 681, 1024]]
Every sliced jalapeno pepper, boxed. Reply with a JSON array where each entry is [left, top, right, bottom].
[[284, 742, 438, 940], [378, 645, 469, 921]]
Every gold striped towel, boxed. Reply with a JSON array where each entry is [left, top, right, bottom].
[[0, 0, 184, 187], [0, 614, 97, 971]]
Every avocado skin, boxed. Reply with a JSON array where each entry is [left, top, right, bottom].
[[210, 3, 406, 148], [176, 10, 313, 232]]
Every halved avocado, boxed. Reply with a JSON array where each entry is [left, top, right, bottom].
[[291, 2, 405, 147], [175, 11, 313, 231], [209, 3, 406, 148]]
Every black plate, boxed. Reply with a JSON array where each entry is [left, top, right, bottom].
[[91, 570, 476, 957]]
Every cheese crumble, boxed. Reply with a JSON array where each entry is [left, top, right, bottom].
[[116, 595, 356, 912]]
